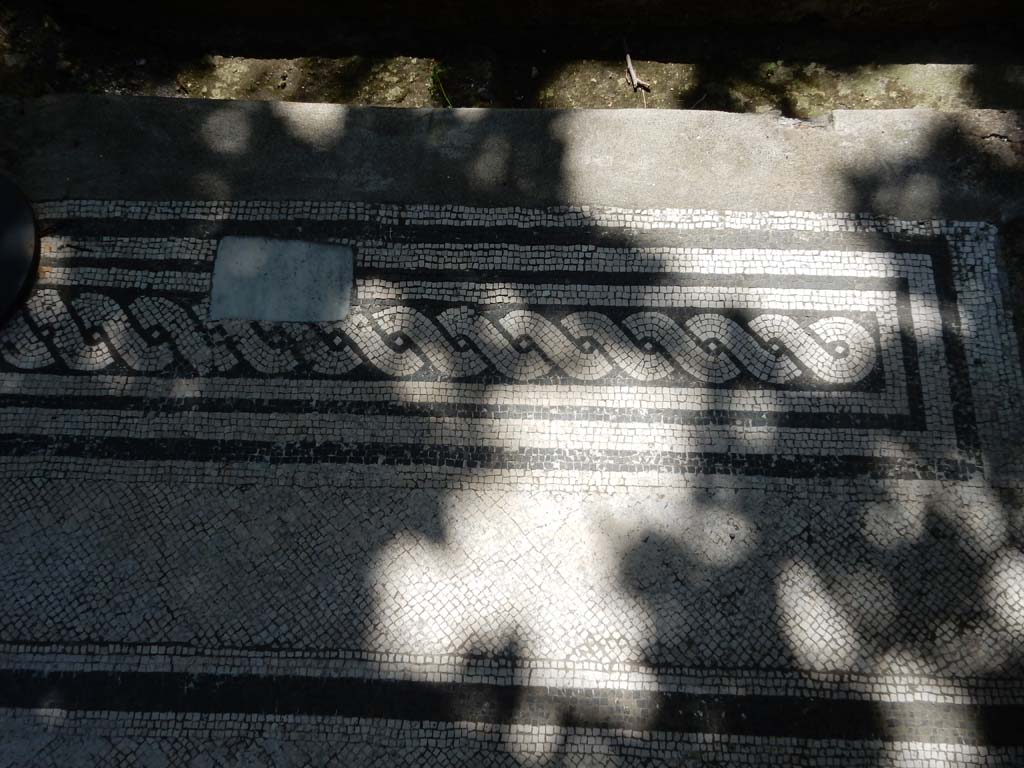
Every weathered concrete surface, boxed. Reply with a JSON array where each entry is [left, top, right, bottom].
[[2, 96, 1022, 223]]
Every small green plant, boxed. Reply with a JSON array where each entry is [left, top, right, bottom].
[[430, 63, 453, 108]]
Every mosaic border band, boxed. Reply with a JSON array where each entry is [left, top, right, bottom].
[[10, 201, 1022, 481]]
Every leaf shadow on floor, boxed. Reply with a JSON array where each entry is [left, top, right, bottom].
[[2, 42, 1024, 768]]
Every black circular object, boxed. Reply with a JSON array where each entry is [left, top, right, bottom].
[[0, 175, 37, 325]]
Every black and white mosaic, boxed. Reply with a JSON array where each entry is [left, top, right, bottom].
[[2, 200, 1023, 765], [2, 290, 886, 387]]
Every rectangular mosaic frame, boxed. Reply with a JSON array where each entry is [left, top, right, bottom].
[[5, 201, 1021, 482]]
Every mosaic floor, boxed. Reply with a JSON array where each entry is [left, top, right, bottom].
[[1, 200, 1023, 766]]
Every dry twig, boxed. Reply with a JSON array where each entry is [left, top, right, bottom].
[[623, 40, 651, 92]]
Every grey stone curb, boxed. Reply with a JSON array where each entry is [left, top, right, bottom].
[[1, 96, 1021, 222]]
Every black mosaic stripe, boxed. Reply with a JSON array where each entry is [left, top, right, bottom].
[[38, 218, 950, 256], [0, 393, 921, 431], [38, 256, 213, 274], [0, 669, 1020, 746], [929, 242, 982, 455], [359, 269, 904, 292], [893, 271, 927, 432], [0, 434, 978, 481]]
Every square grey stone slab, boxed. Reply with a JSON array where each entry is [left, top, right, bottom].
[[209, 237, 353, 322]]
